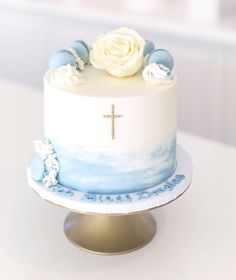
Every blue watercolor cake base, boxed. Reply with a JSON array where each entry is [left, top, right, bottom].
[[27, 145, 192, 214]]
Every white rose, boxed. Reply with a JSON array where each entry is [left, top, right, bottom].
[[89, 27, 145, 78], [142, 63, 174, 85]]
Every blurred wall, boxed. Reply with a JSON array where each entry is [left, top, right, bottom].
[[0, 5, 236, 146]]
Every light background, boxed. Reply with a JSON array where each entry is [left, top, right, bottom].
[[0, 0, 236, 145]]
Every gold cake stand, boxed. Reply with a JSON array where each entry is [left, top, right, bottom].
[[28, 145, 192, 255], [64, 211, 157, 255], [63, 185, 190, 255], [30, 183, 190, 255]]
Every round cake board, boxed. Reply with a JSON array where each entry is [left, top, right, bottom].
[[27, 145, 192, 215]]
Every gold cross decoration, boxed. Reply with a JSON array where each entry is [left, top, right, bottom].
[[103, 104, 123, 140]]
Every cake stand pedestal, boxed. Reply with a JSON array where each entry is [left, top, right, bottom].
[[64, 212, 156, 255], [27, 145, 192, 255]]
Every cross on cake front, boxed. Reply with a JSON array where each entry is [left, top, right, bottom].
[[30, 27, 177, 195]]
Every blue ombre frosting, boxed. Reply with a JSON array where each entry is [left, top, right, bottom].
[[50, 138, 176, 194]]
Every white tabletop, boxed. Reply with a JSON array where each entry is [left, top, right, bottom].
[[1, 79, 236, 279]]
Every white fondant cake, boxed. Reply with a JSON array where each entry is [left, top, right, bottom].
[[44, 66, 176, 194], [29, 27, 177, 195]]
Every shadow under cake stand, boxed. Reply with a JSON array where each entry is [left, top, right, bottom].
[[27, 145, 192, 255]]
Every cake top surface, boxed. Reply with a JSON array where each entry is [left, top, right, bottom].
[[46, 27, 175, 94], [45, 65, 176, 98]]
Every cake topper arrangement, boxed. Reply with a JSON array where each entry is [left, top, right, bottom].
[[48, 27, 174, 87]]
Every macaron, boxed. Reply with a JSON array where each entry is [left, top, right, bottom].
[[66, 40, 89, 63], [29, 152, 45, 182], [143, 40, 155, 56], [74, 39, 89, 53], [49, 49, 77, 70], [148, 49, 174, 71]]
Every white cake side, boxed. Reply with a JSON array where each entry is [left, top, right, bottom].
[[44, 67, 177, 194]]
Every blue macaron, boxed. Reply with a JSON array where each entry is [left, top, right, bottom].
[[143, 40, 155, 56], [66, 40, 89, 63], [148, 49, 174, 71], [74, 39, 89, 53], [49, 49, 77, 70], [29, 152, 45, 182]]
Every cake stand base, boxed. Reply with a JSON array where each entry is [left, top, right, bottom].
[[64, 211, 156, 255], [28, 145, 192, 255]]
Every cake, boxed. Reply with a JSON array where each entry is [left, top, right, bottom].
[[29, 27, 177, 196]]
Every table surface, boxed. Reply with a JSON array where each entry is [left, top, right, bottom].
[[1, 78, 236, 279]]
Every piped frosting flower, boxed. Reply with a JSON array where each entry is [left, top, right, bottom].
[[142, 63, 174, 85], [43, 170, 58, 188], [89, 27, 145, 78], [32, 140, 60, 188], [49, 65, 84, 88], [33, 139, 54, 159]]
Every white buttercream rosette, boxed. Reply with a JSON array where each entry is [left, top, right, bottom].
[[89, 27, 145, 78], [33, 140, 60, 188], [142, 63, 174, 85], [49, 65, 84, 88]]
